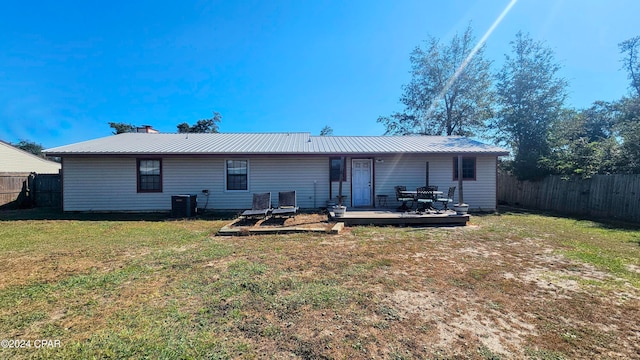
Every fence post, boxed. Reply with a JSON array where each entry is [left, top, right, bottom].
[[28, 173, 36, 207]]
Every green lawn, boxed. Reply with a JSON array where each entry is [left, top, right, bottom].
[[0, 208, 638, 359]]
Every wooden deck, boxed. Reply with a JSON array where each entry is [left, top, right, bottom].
[[330, 209, 469, 226], [216, 213, 344, 236]]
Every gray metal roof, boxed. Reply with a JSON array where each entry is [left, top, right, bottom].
[[44, 132, 509, 156]]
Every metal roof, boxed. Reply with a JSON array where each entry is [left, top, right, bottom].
[[43, 132, 509, 156]]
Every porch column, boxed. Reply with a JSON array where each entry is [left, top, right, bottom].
[[457, 154, 464, 205]]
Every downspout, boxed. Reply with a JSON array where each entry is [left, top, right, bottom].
[[495, 157, 498, 210], [60, 159, 64, 212]]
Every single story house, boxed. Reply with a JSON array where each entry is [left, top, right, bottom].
[[1, 140, 61, 174], [43, 132, 508, 212]]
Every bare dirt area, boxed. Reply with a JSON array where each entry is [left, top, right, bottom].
[[229, 212, 335, 231]]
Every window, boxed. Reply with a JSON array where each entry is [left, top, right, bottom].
[[330, 157, 346, 181], [137, 159, 162, 192], [226, 160, 248, 191], [453, 157, 476, 181]]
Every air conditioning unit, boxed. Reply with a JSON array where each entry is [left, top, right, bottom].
[[171, 194, 197, 218]]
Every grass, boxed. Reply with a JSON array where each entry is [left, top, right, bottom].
[[0, 208, 639, 358], [490, 212, 640, 287]]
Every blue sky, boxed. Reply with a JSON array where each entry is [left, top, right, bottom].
[[1, 0, 638, 148]]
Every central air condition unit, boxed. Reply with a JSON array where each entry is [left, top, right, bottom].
[[171, 194, 197, 218]]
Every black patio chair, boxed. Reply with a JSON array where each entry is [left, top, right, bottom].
[[272, 191, 299, 218], [395, 186, 414, 211], [241, 192, 272, 219], [416, 186, 436, 213], [436, 186, 456, 212]]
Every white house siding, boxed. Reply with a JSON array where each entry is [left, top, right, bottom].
[[63, 156, 330, 211], [373, 154, 497, 211], [239, 157, 329, 209], [63, 155, 497, 212], [63, 157, 221, 211], [0, 141, 61, 174], [63, 158, 138, 211]]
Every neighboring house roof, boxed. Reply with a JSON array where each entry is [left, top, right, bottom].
[[43, 132, 509, 156], [0, 140, 61, 173]]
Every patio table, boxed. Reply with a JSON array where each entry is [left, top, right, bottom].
[[399, 190, 443, 211], [400, 190, 443, 198]]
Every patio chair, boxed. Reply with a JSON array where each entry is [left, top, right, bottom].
[[241, 192, 272, 219], [416, 186, 436, 213], [436, 186, 456, 212], [272, 191, 299, 218], [395, 186, 414, 211]]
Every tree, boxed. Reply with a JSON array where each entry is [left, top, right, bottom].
[[177, 112, 222, 133], [319, 126, 333, 136], [615, 96, 640, 173], [378, 24, 494, 136], [108, 122, 135, 134], [545, 103, 620, 177], [14, 140, 44, 157], [176, 123, 191, 133], [617, 36, 640, 173], [493, 32, 568, 180], [619, 35, 640, 96]]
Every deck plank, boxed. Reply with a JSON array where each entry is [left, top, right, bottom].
[[331, 210, 469, 226]]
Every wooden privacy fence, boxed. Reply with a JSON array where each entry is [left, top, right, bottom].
[[0, 173, 30, 208], [0, 172, 61, 209], [498, 174, 640, 223]]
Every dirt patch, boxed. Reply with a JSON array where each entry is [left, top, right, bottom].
[[0, 253, 110, 290], [628, 264, 640, 274], [385, 289, 536, 355], [229, 213, 335, 231]]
